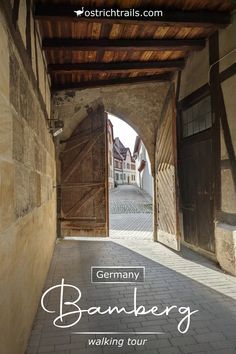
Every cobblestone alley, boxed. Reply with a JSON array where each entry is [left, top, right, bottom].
[[109, 185, 153, 240]]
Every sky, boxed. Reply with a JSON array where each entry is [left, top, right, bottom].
[[108, 113, 137, 153]]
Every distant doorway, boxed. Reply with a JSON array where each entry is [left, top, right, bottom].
[[107, 114, 154, 241]]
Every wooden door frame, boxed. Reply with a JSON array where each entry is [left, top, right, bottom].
[[177, 88, 217, 256], [155, 83, 181, 251]]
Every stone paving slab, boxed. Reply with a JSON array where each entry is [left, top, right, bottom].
[[26, 240, 236, 354], [114, 239, 236, 301], [110, 213, 153, 240]]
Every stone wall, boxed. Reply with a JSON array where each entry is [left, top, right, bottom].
[[0, 5, 56, 354], [178, 13, 236, 273]]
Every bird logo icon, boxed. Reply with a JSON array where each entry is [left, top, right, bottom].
[[74, 8, 85, 17]]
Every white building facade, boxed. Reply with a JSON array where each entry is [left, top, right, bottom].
[[133, 136, 153, 197], [113, 138, 136, 185], [122, 149, 136, 184]]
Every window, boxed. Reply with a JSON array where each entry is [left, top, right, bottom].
[[127, 163, 130, 169], [123, 162, 126, 168], [115, 173, 119, 181], [124, 173, 126, 180], [120, 174, 123, 180], [131, 164, 135, 170], [181, 96, 212, 138]]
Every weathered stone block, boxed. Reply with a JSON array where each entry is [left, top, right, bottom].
[[19, 71, 28, 120], [46, 176, 53, 201], [40, 174, 48, 204], [38, 113, 46, 147], [34, 105, 40, 137], [28, 132, 35, 170], [13, 114, 24, 162], [46, 152, 54, 179], [0, 161, 15, 233], [18, 0, 27, 48], [29, 171, 37, 210], [0, 99, 12, 159], [23, 124, 31, 167], [41, 148, 47, 175], [0, 20, 10, 100], [215, 222, 236, 275], [15, 164, 30, 218], [9, 49, 20, 113], [27, 91, 37, 131], [34, 139, 42, 172], [221, 169, 236, 214], [35, 172, 41, 207]]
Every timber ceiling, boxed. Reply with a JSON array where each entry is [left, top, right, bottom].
[[34, 0, 233, 91]]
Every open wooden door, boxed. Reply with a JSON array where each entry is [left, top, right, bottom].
[[155, 85, 180, 250], [60, 104, 109, 237]]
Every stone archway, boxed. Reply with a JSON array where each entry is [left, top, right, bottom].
[[53, 81, 180, 250], [53, 81, 170, 174]]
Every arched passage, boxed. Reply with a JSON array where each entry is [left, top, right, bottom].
[[54, 81, 180, 250], [53, 82, 170, 174]]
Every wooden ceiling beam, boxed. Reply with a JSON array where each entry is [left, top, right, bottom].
[[51, 73, 172, 92], [34, 4, 230, 28], [43, 38, 205, 52], [48, 59, 185, 74]]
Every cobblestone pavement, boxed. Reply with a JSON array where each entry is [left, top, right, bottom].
[[110, 201, 152, 214], [109, 185, 153, 240], [109, 185, 152, 214], [27, 239, 236, 354]]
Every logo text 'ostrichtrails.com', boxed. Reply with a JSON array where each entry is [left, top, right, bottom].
[[74, 7, 164, 19]]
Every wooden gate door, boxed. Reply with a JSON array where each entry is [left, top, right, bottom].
[[60, 104, 109, 237], [180, 131, 215, 253], [156, 85, 180, 251]]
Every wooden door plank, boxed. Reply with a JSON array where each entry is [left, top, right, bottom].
[[66, 186, 103, 217], [62, 131, 104, 182], [156, 84, 180, 251], [60, 105, 108, 237]]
